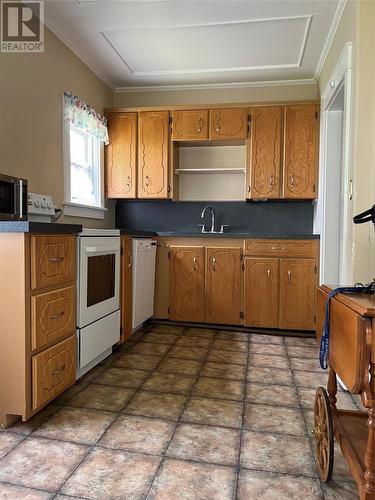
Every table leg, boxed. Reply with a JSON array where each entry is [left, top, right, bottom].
[[327, 367, 337, 411]]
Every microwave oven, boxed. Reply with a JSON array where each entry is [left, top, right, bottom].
[[0, 173, 28, 221]]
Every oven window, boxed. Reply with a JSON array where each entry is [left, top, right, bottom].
[[87, 254, 115, 307], [0, 180, 13, 214]]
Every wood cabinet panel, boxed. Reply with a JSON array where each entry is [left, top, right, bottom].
[[31, 286, 75, 351], [205, 247, 241, 325], [32, 336, 76, 411], [244, 239, 317, 258], [172, 110, 209, 141], [106, 112, 137, 199], [283, 104, 318, 199], [31, 235, 76, 291], [169, 246, 205, 322], [249, 106, 282, 199], [279, 258, 316, 330], [244, 258, 279, 328], [209, 108, 249, 140], [138, 111, 170, 198], [120, 236, 132, 342]]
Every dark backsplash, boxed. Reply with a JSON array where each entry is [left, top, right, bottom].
[[116, 200, 315, 237]]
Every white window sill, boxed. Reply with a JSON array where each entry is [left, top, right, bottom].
[[63, 202, 107, 220]]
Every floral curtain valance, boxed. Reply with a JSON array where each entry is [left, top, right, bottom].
[[63, 91, 109, 145]]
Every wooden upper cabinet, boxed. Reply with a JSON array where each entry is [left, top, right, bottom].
[[106, 112, 137, 199], [279, 258, 316, 330], [209, 108, 249, 140], [169, 246, 205, 322], [138, 111, 170, 199], [283, 104, 318, 199], [172, 110, 209, 141], [244, 258, 279, 328], [205, 247, 241, 325], [249, 106, 282, 199]]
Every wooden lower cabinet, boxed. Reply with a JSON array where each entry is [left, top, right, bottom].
[[32, 335, 76, 411], [244, 258, 279, 328], [169, 246, 205, 322], [279, 258, 316, 330], [205, 247, 242, 325]]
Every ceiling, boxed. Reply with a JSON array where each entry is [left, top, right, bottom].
[[44, 0, 345, 91]]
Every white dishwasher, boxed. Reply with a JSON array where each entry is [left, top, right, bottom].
[[132, 239, 157, 330]]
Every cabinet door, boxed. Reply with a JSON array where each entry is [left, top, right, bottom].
[[283, 104, 318, 199], [209, 108, 249, 140], [138, 111, 170, 198], [169, 246, 205, 322], [205, 247, 241, 325], [172, 110, 209, 141], [120, 236, 132, 342], [249, 106, 282, 199], [279, 258, 316, 330], [244, 258, 279, 328], [106, 112, 137, 199]]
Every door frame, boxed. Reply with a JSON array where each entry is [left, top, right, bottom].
[[315, 42, 353, 284]]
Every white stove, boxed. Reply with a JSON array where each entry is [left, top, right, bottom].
[[76, 228, 121, 378]]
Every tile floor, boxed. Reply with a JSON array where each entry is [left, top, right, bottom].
[[0, 324, 361, 499]]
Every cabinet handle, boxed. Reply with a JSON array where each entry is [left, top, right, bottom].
[[145, 175, 150, 187], [267, 269, 271, 281], [193, 257, 197, 270], [349, 179, 353, 201], [50, 311, 65, 320], [290, 175, 295, 187], [126, 175, 131, 188], [127, 252, 133, 268], [49, 257, 64, 263], [212, 257, 216, 270], [215, 116, 221, 133], [52, 364, 66, 375], [287, 270, 292, 283], [197, 118, 203, 133], [269, 174, 274, 187]]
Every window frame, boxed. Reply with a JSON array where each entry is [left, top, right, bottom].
[[62, 105, 107, 220]]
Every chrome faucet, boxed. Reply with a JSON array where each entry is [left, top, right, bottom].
[[199, 206, 216, 233]]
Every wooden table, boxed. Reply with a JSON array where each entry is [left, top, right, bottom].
[[315, 285, 375, 499]]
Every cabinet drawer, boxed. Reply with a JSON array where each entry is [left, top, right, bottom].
[[31, 286, 75, 351], [32, 335, 76, 411], [244, 239, 317, 258], [31, 235, 76, 290]]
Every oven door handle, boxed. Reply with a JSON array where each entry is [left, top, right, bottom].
[[85, 246, 120, 254]]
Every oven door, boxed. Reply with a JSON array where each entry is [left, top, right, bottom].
[[78, 236, 120, 328]]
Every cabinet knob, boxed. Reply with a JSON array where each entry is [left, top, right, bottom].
[[267, 269, 271, 281], [287, 270, 292, 283], [193, 256, 197, 270], [212, 257, 216, 270], [197, 118, 203, 133]]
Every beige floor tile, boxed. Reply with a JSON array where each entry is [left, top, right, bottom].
[[150, 325, 184, 335], [124, 391, 187, 421], [61, 447, 160, 499], [94, 366, 149, 388], [34, 407, 115, 445], [68, 383, 135, 412], [321, 480, 359, 499], [287, 346, 319, 359], [142, 372, 196, 395], [0, 433, 24, 459], [167, 346, 208, 361], [0, 482, 53, 499], [249, 334, 284, 345], [167, 423, 240, 466], [244, 403, 306, 436], [249, 342, 287, 356], [200, 361, 246, 380], [183, 327, 216, 338], [175, 336, 212, 348], [113, 352, 162, 370], [248, 353, 289, 370], [193, 377, 245, 401], [182, 397, 243, 428], [211, 339, 248, 352], [246, 366, 294, 386], [156, 357, 203, 376], [238, 469, 322, 500], [207, 349, 248, 365], [246, 383, 299, 407], [293, 370, 329, 389], [0, 437, 88, 492], [284, 336, 318, 347], [297, 388, 357, 410], [142, 332, 178, 345], [130, 342, 171, 356], [148, 458, 236, 500], [216, 330, 250, 342], [241, 430, 315, 476], [99, 414, 175, 455], [290, 357, 323, 372], [303, 409, 315, 435]]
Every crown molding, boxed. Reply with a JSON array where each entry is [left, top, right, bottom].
[[44, 15, 116, 91], [114, 78, 317, 93], [314, 0, 348, 81]]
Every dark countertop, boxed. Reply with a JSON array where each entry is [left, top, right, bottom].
[[0, 221, 82, 234], [119, 229, 320, 239]]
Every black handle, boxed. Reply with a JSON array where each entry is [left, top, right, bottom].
[[353, 204, 375, 225]]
